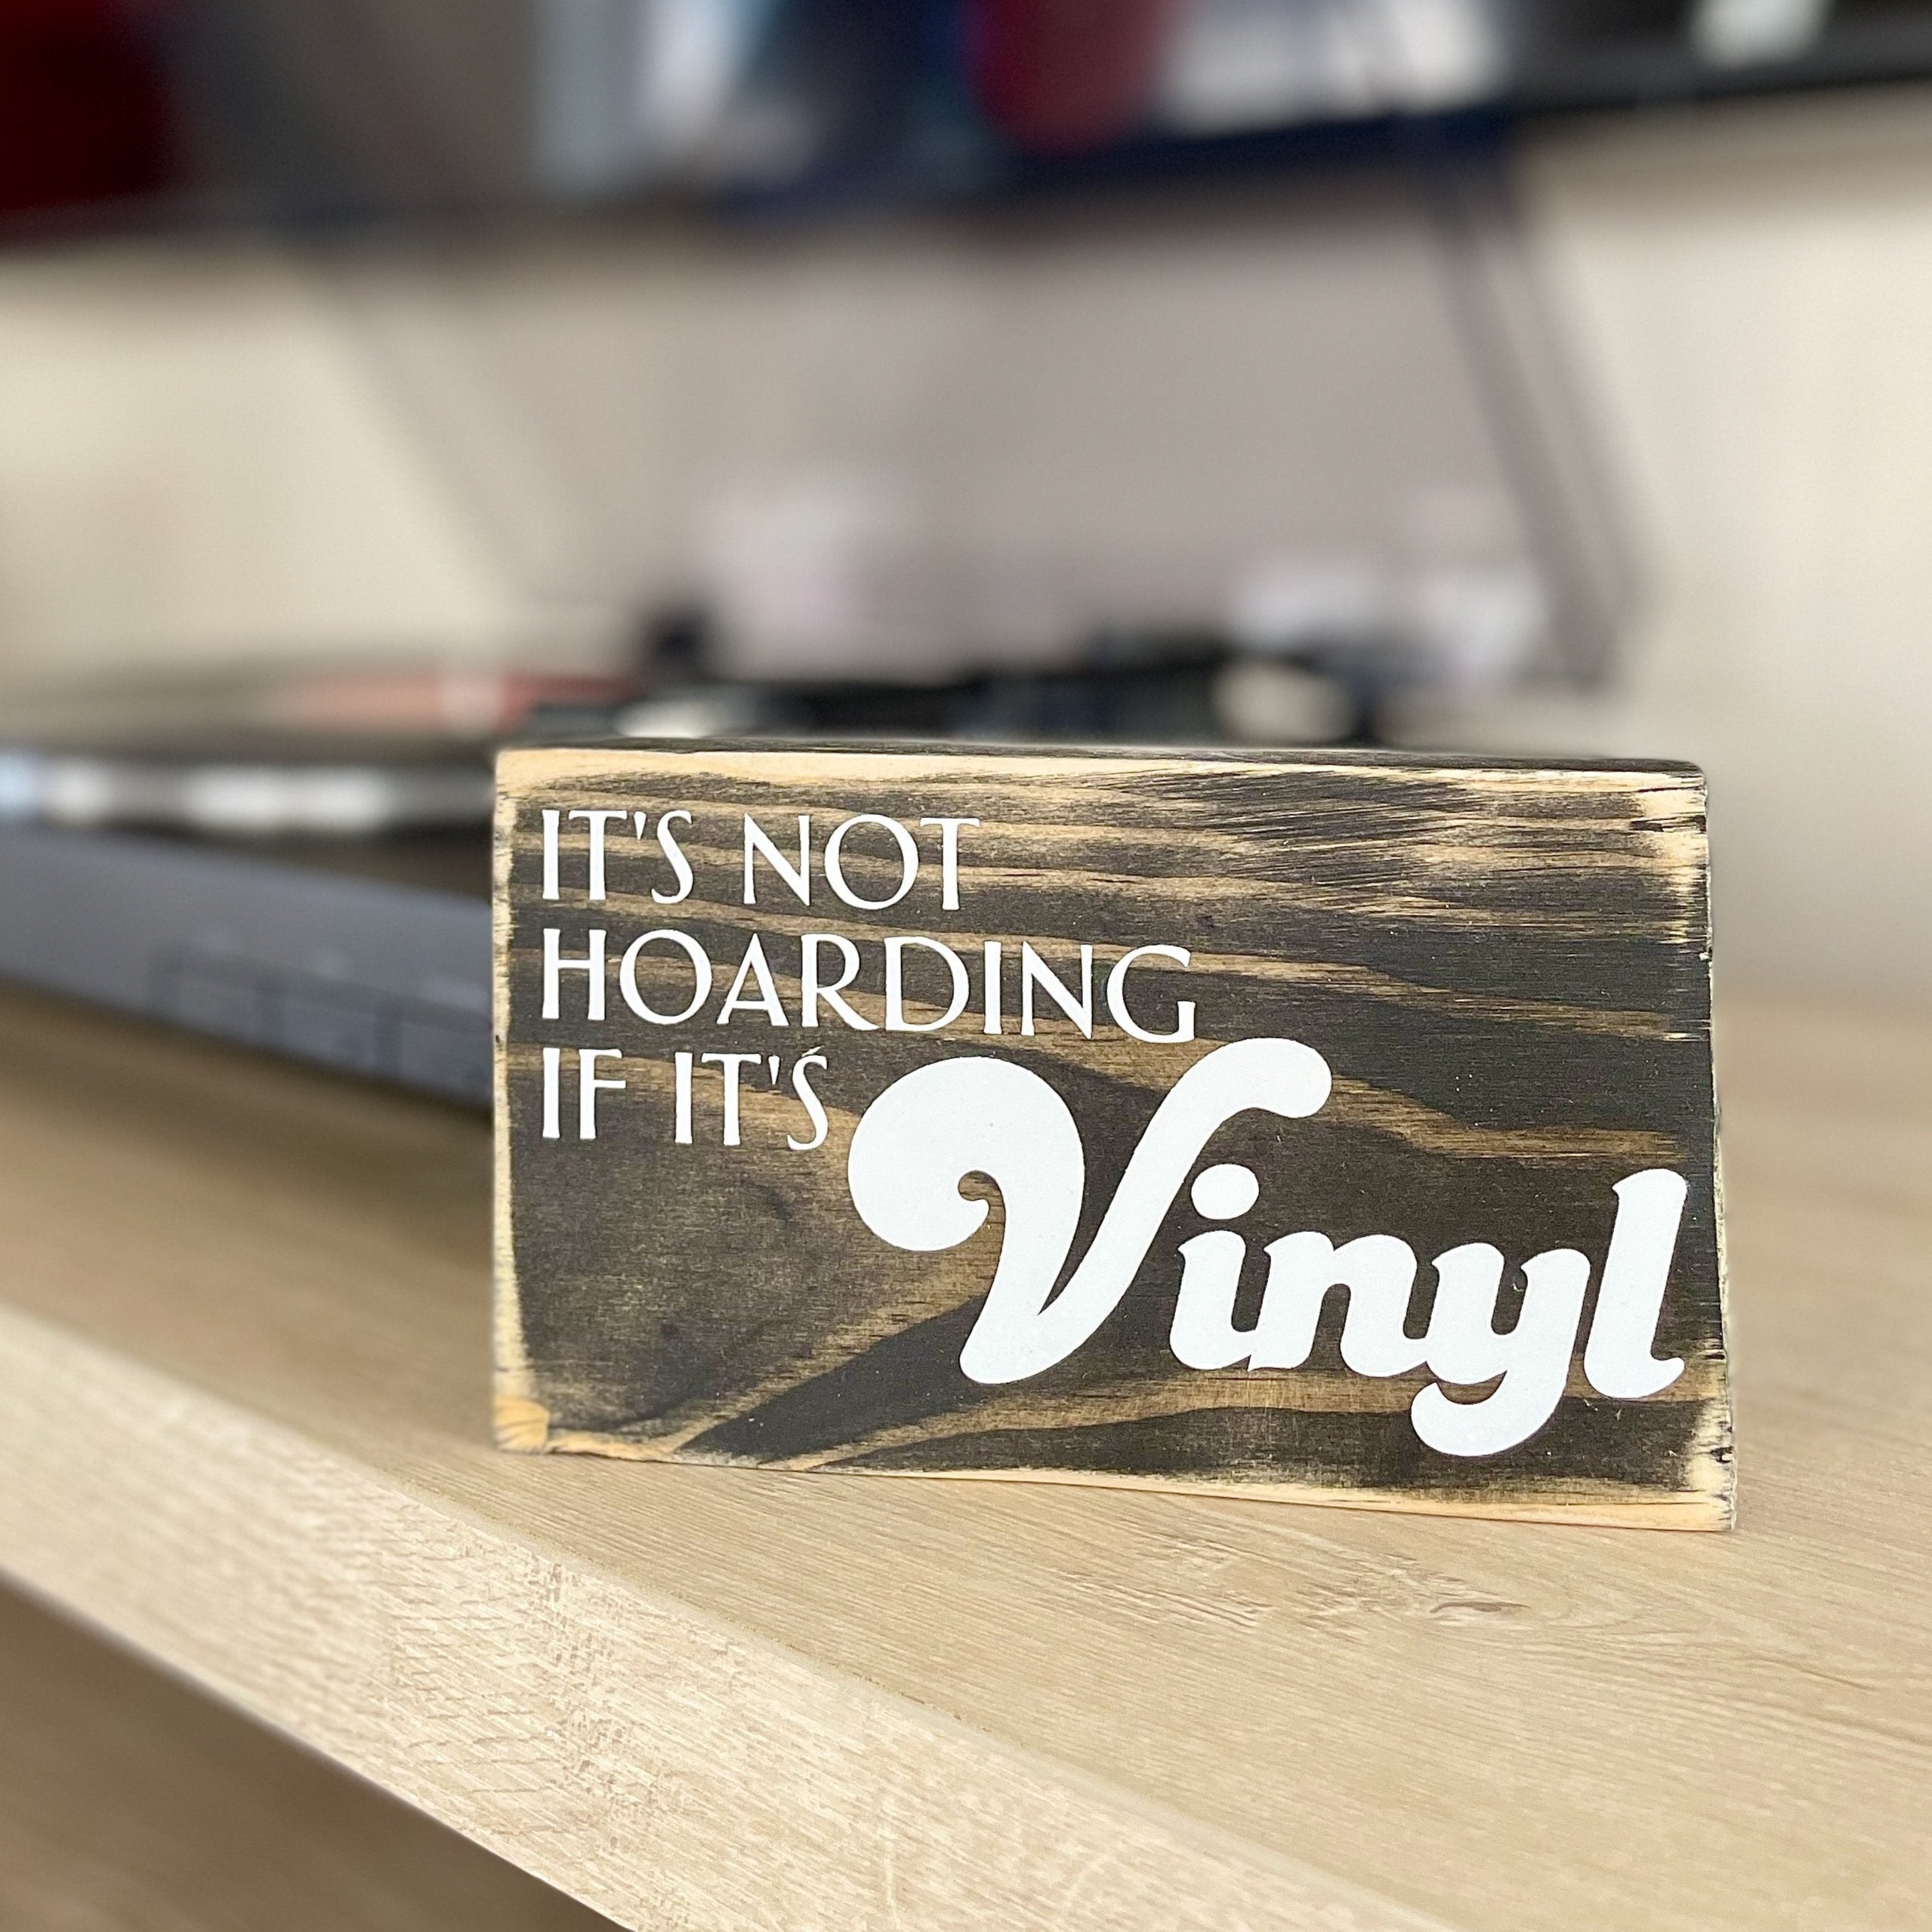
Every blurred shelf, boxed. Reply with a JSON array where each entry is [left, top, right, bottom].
[[0, 984, 1927, 1931]]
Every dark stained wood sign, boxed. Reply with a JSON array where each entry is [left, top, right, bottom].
[[493, 743, 1733, 1529]]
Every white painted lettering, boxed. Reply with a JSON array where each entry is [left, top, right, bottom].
[[717, 934, 789, 1027], [1020, 943, 1094, 1039], [918, 816, 979, 909], [884, 937, 970, 1032], [618, 929, 711, 1025], [577, 1048, 625, 1140], [801, 933, 877, 1030], [542, 927, 605, 1022], [743, 814, 811, 906], [1105, 944, 1196, 1045], [824, 814, 918, 911]]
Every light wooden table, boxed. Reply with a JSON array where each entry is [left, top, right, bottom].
[[0, 986, 1925, 1931]]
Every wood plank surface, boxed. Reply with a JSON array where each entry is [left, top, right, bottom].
[[0, 1582, 615, 1932], [0, 985, 1924, 1930], [496, 745, 1729, 1523]]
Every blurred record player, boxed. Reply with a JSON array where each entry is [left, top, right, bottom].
[[0, 637, 1312, 1104], [0, 663, 593, 1107], [0, 818, 498, 1102]]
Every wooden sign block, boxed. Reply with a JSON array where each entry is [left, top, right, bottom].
[[493, 744, 1733, 1529]]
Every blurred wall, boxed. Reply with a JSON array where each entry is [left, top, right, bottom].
[[1413, 86, 1932, 1004], [0, 187, 1529, 682], [320, 183, 1526, 680], [0, 242, 531, 674], [1, 85, 1929, 998]]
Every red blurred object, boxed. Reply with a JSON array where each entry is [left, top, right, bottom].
[[968, 0, 1182, 156], [268, 667, 640, 739], [0, 0, 174, 219]]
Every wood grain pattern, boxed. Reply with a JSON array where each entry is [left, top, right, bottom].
[[495, 744, 1730, 1524], [0, 986, 1923, 1931]]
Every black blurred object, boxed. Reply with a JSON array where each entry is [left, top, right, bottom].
[[0, 631, 1341, 847], [613, 626, 1243, 745], [0, 664, 507, 1099], [634, 601, 716, 690], [731, 0, 928, 193]]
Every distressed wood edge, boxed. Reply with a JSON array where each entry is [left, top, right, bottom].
[[491, 778, 532, 1421], [501, 1423, 1733, 1532], [1697, 772, 1738, 1532], [492, 1389, 551, 1452], [1659, 764, 1735, 1527], [0, 1301, 1462, 1932]]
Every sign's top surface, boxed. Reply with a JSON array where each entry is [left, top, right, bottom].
[[501, 738, 1705, 777], [493, 741, 1729, 1528]]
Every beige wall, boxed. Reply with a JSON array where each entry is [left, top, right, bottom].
[[1, 88, 1928, 998], [323, 187, 1521, 678], [0, 244, 532, 677], [0, 182, 1529, 684]]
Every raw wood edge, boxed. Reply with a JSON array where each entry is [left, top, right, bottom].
[[493, 1392, 553, 1453], [490, 762, 542, 1448], [492, 742, 1704, 793], [535, 1431, 1733, 1531], [1697, 767, 1739, 1532]]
